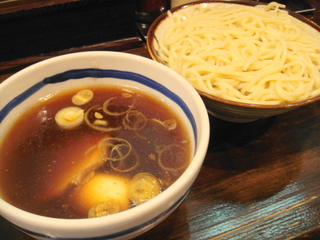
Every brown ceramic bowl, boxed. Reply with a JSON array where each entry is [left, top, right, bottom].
[[147, 1, 320, 122]]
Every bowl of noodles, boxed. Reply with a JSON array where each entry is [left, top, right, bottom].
[[0, 51, 210, 239], [147, 1, 320, 122]]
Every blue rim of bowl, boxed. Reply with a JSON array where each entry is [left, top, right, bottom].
[[12, 189, 190, 240], [1, 68, 198, 238], [0, 68, 197, 142]]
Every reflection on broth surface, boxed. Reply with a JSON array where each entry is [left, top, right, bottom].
[[0, 86, 191, 219]]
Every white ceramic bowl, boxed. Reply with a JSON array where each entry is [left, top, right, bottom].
[[147, 1, 320, 122], [0, 51, 210, 240]]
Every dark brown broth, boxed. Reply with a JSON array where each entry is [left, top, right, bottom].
[[0, 86, 191, 219]]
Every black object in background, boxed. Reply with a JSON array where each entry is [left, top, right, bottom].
[[0, 0, 138, 63], [286, 0, 316, 14]]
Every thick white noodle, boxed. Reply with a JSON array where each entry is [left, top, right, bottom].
[[157, 2, 320, 104]]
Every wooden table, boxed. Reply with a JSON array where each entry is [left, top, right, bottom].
[[1, 0, 320, 239]]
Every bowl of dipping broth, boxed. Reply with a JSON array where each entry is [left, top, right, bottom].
[[147, 1, 320, 122], [0, 51, 210, 240]]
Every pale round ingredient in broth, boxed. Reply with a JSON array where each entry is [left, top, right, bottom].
[[128, 173, 161, 205], [55, 106, 84, 129], [72, 173, 130, 216], [72, 89, 94, 105], [88, 200, 120, 218]]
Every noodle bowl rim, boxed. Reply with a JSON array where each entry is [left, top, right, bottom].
[[147, 0, 320, 109]]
